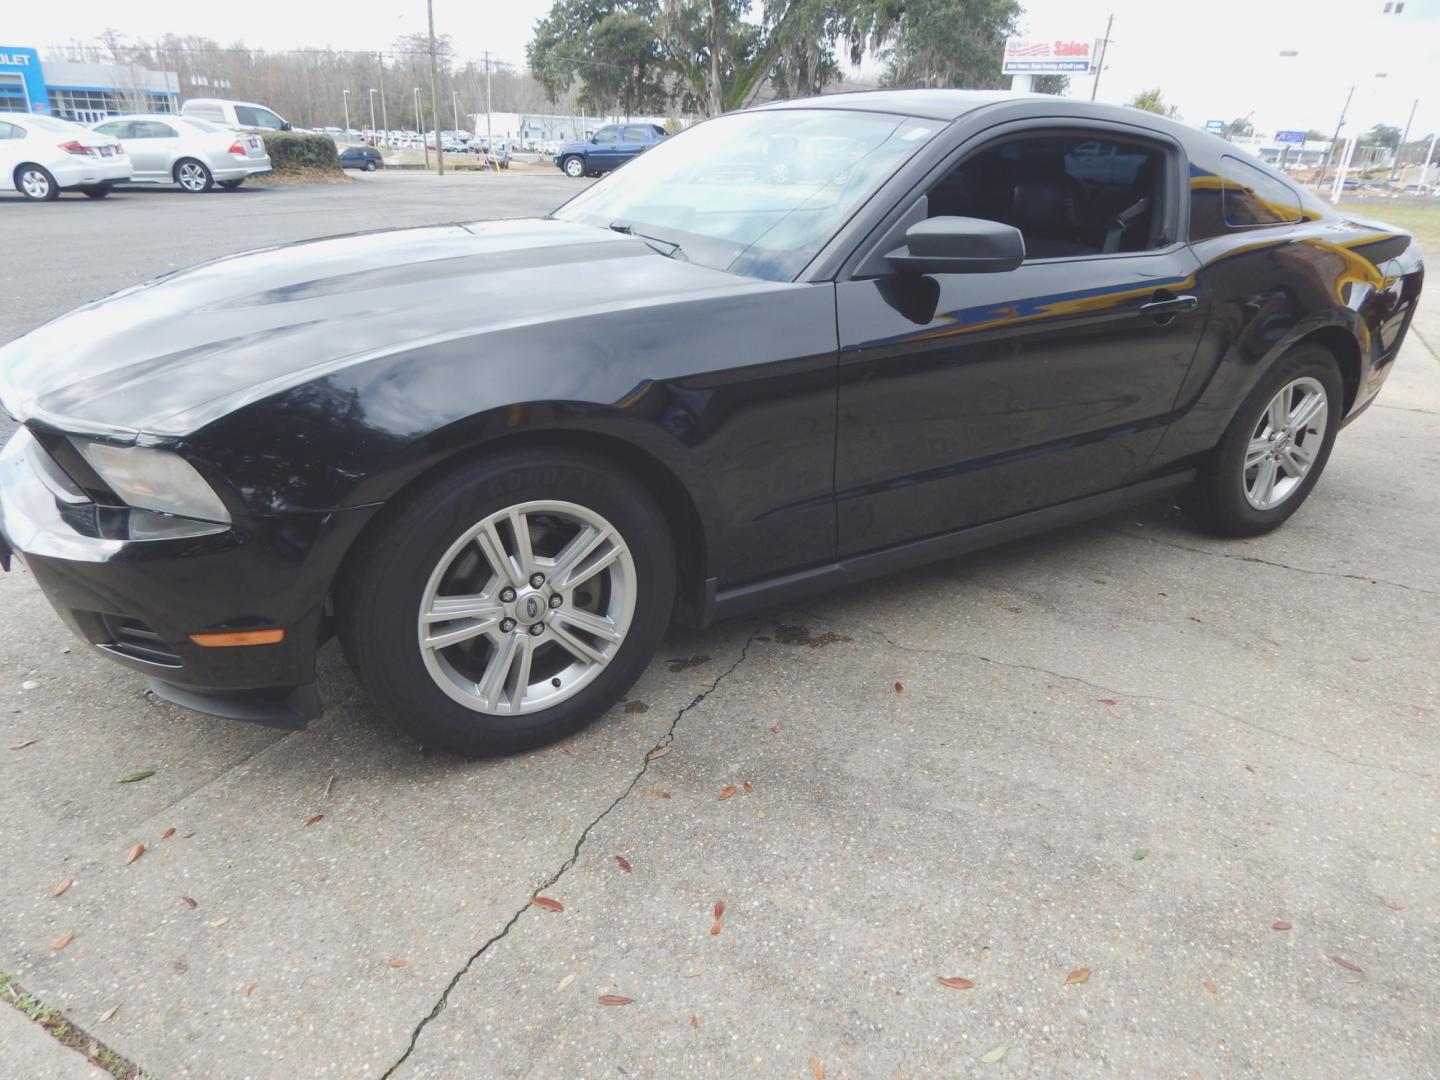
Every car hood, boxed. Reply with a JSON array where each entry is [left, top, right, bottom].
[[0, 218, 756, 438]]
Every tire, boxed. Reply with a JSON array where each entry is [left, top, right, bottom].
[[562, 155, 586, 178], [363, 159, 378, 172], [338, 448, 676, 757], [80, 185, 111, 198], [16, 164, 59, 201], [174, 158, 213, 193], [218, 179, 245, 189], [1179, 343, 1343, 537]]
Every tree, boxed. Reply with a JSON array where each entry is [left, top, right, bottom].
[[880, 0, 1020, 89], [529, 0, 671, 117], [1128, 88, 1166, 114], [1223, 116, 1253, 138], [1031, 74, 1069, 95], [1358, 123, 1401, 150], [1304, 128, 1328, 142]]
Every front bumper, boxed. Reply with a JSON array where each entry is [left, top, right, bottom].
[[0, 427, 377, 718]]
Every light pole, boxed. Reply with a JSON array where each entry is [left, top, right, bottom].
[[377, 53, 389, 143], [342, 89, 351, 143], [368, 89, 377, 143], [452, 90, 461, 135], [1390, 96, 1418, 180], [426, 0, 445, 176], [415, 87, 430, 171]]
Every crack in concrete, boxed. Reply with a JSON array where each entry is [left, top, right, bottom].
[[1374, 402, 1440, 417], [793, 608, 1436, 785], [380, 630, 759, 1079], [1103, 527, 1438, 597]]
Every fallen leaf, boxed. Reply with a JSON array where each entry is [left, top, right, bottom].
[[646, 746, 672, 760], [614, 855, 632, 873], [125, 843, 145, 865], [1271, 921, 1292, 931], [714, 899, 726, 920], [21, 680, 39, 690], [118, 770, 155, 784], [709, 922, 723, 936], [1244, 764, 1257, 774], [52, 878, 72, 897], [689, 1014, 698, 1029], [1330, 955, 1365, 973], [52, 931, 74, 950], [181, 896, 197, 909], [207, 917, 229, 928], [182, 831, 195, 838], [532, 896, 564, 912], [161, 827, 176, 840], [1352, 655, 1370, 663], [389, 959, 406, 969], [598, 995, 632, 1006], [1098, 698, 1118, 707], [894, 682, 904, 693], [1382, 899, 1404, 911], [686, 967, 705, 978], [771, 724, 781, 733], [243, 982, 256, 997], [557, 973, 576, 991], [810, 1056, 825, 1079], [743, 781, 752, 794], [1064, 967, 1091, 985], [1132, 848, 1149, 861], [937, 976, 975, 989], [8, 738, 37, 750], [97, 1006, 118, 1023], [561, 742, 577, 756], [718, 785, 737, 801], [304, 814, 324, 826], [980, 1046, 1008, 1064], [1202, 980, 1217, 994]]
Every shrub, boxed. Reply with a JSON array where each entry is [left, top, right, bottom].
[[261, 131, 342, 172]]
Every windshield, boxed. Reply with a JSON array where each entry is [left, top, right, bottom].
[[553, 109, 938, 281]]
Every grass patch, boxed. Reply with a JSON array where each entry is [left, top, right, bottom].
[[0, 972, 149, 1080], [1337, 200, 1440, 252]]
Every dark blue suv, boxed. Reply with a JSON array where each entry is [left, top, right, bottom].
[[556, 123, 667, 178]]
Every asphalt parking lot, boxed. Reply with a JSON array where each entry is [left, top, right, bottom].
[[2, 172, 1438, 1079]]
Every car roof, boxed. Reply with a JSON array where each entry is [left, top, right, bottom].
[[183, 98, 274, 110]]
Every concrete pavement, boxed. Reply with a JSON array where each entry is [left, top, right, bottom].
[[1, 174, 1437, 1078]]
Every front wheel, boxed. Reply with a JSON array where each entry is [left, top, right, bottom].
[[1179, 343, 1343, 537], [363, 159, 378, 172], [175, 158, 213, 193], [338, 449, 676, 756], [562, 155, 586, 178]]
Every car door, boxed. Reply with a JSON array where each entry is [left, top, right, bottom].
[[0, 120, 23, 190], [620, 125, 652, 165], [588, 125, 622, 170], [126, 119, 181, 180], [833, 123, 1208, 555]]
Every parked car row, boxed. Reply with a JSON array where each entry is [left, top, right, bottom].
[[1, 109, 272, 200]]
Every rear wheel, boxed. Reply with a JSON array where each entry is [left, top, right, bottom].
[[175, 158, 213, 193], [562, 155, 586, 178], [363, 159, 378, 172], [338, 449, 676, 756], [16, 164, 59, 201], [1179, 343, 1343, 536]]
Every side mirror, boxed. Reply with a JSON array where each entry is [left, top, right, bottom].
[[280, 121, 293, 131], [885, 216, 1025, 275]]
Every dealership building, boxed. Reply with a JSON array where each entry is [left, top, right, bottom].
[[0, 45, 180, 122]]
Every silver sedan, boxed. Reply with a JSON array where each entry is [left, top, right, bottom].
[[89, 114, 271, 192]]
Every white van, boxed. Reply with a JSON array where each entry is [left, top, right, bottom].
[[181, 98, 293, 133]]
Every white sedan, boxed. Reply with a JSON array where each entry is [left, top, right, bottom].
[[0, 112, 131, 201], [91, 114, 271, 192]]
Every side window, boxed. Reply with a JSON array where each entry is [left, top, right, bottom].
[[234, 106, 283, 129], [621, 125, 647, 142], [188, 104, 225, 121], [0, 121, 19, 139], [93, 121, 125, 138], [134, 121, 177, 139], [1219, 154, 1302, 227], [593, 125, 619, 143], [926, 132, 1167, 259]]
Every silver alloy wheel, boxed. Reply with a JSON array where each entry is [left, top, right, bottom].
[[1243, 376, 1328, 510], [177, 162, 209, 191], [20, 168, 50, 198], [416, 500, 636, 715], [564, 156, 585, 177]]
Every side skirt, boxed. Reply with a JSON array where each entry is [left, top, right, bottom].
[[698, 471, 1194, 627]]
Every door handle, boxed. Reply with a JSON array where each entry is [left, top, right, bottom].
[[1140, 293, 1198, 321]]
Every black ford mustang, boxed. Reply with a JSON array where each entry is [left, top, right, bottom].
[[0, 90, 1424, 755]]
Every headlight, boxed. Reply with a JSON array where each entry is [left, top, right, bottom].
[[75, 441, 231, 524]]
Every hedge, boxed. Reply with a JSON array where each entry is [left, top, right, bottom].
[[260, 131, 342, 172]]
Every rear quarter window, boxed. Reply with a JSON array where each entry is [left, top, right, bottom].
[[1191, 155, 1303, 240]]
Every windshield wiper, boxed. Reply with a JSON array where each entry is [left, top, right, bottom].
[[608, 222, 687, 261]]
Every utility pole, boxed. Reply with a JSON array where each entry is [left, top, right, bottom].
[[1390, 96, 1418, 180], [485, 51, 494, 170], [342, 89, 351, 142], [452, 90, 460, 134], [1090, 13, 1114, 101], [415, 87, 430, 170], [427, 0, 444, 175], [368, 89, 377, 142], [1425, 130, 1439, 187], [377, 53, 389, 142]]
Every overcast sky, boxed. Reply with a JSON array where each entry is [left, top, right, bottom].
[[6, 0, 1437, 138]]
